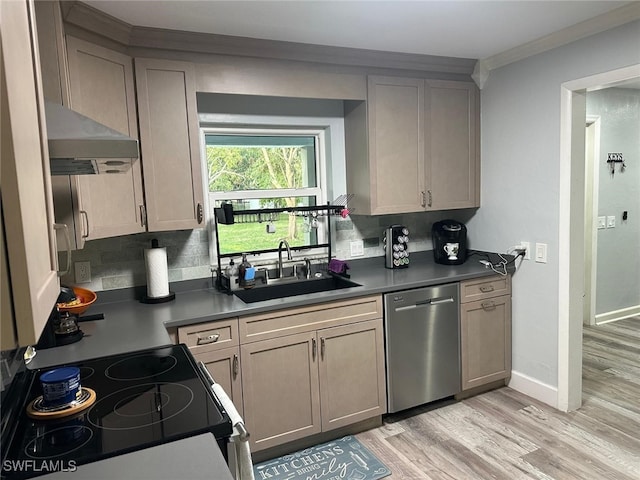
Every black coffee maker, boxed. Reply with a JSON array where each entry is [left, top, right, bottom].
[[432, 220, 468, 265]]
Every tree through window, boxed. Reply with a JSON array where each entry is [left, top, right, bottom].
[[205, 132, 325, 256]]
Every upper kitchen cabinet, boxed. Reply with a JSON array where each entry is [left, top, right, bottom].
[[134, 58, 205, 231], [346, 76, 425, 215], [64, 36, 145, 243], [425, 80, 479, 210], [345, 76, 480, 215], [1, 0, 60, 347]]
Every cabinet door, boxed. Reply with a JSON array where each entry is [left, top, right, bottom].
[[135, 58, 205, 231], [318, 319, 386, 431], [1, 0, 60, 346], [66, 36, 145, 241], [460, 295, 512, 390], [241, 332, 321, 451], [425, 80, 480, 210], [195, 346, 243, 419], [366, 76, 425, 214]]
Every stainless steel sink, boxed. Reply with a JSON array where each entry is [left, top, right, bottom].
[[233, 275, 361, 304]]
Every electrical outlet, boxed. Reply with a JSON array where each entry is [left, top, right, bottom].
[[75, 261, 91, 283], [350, 240, 364, 257], [520, 241, 531, 260]]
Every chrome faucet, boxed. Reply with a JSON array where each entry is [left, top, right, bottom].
[[277, 239, 292, 278], [304, 257, 312, 279]]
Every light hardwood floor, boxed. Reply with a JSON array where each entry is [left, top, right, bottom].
[[356, 317, 640, 479]]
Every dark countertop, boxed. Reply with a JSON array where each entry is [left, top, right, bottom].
[[36, 433, 233, 480], [30, 250, 511, 369]]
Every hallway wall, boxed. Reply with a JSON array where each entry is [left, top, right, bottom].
[[587, 88, 640, 317]]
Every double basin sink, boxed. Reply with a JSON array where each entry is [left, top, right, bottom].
[[233, 275, 361, 304]]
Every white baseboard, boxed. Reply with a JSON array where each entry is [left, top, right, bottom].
[[507, 371, 558, 408], [595, 305, 640, 325]]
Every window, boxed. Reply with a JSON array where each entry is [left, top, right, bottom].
[[203, 128, 327, 259]]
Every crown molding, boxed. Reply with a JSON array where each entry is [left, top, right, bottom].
[[61, 1, 132, 46], [62, 1, 476, 76], [478, 2, 640, 75]]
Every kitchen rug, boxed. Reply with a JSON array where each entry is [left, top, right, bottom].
[[253, 435, 391, 480]]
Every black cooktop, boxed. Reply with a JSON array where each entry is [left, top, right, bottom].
[[1, 345, 232, 479]]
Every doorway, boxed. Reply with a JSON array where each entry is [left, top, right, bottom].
[[583, 117, 600, 327], [558, 64, 640, 412]]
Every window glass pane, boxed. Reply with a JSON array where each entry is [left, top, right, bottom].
[[205, 135, 317, 192], [214, 197, 319, 256]]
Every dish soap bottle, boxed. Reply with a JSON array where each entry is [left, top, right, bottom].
[[239, 253, 255, 289]]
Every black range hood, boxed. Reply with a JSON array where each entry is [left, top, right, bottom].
[[45, 101, 139, 175]]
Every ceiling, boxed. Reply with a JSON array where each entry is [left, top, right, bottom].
[[83, 0, 633, 61]]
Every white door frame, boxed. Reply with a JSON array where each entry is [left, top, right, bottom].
[[558, 64, 640, 412], [584, 116, 601, 327]]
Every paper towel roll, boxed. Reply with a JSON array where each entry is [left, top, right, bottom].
[[145, 244, 169, 298]]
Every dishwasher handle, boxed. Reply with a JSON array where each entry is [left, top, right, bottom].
[[394, 296, 455, 312]]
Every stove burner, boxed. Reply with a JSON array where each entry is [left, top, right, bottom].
[[88, 383, 193, 430], [79, 366, 94, 381], [114, 391, 170, 417], [24, 425, 93, 459], [104, 354, 177, 381]]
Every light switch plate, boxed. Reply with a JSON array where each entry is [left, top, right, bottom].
[[607, 216, 616, 228], [350, 240, 364, 257], [535, 243, 548, 264], [597, 216, 606, 229]]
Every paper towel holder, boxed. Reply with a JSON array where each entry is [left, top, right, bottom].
[[141, 239, 176, 304]]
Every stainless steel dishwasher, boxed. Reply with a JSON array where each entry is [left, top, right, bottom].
[[384, 283, 460, 413]]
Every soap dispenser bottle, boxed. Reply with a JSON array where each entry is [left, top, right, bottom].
[[239, 253, 255, 289], [225, 258, 239, 291]]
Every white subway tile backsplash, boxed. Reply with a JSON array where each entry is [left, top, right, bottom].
[[62, 211, 457, 291]]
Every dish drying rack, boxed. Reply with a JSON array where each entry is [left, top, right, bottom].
[[213, 196, 353, 291]]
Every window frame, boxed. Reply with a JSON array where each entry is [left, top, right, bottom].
[[201, 126, 329, 265]]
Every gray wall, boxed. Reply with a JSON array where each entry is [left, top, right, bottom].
[[469, 20, 640, 390], [587, 88, 640, 315]]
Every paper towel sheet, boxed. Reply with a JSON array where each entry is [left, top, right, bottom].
[[145, 247, 169, 298]]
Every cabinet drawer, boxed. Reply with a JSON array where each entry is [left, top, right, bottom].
[[240, 295, 383, 344], [460, 275, 511, 303], [178, 318, 239, 354]]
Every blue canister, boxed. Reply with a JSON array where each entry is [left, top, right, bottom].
[[40, 367, 81, 407]]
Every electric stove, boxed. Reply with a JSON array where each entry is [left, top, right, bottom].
[[1, 344, 232, 479]]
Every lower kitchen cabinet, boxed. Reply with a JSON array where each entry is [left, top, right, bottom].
[[241, 318, 386, 452], [193, 346, 243, 419], [318, 319, 386, 430], [459, 276, 512, 391], [241, 332, 321, 451], [239, 295, 386, 452], [178, 318, 243, 416]]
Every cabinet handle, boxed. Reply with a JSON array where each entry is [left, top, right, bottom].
[[196, 333, 220, 345], [479, 285, 494, 293], [320, 337, 325, 359], [80, 210, 89, 239], [139, 204, 147, 228], [232, 354, 239, 378], [312, 337, 317, 360], [427, 190, 433, 207], [53, 223, 71, 277], [420, 191, 426, 208], [197, 203, 204, 224], [481, 301, 496, 311]]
